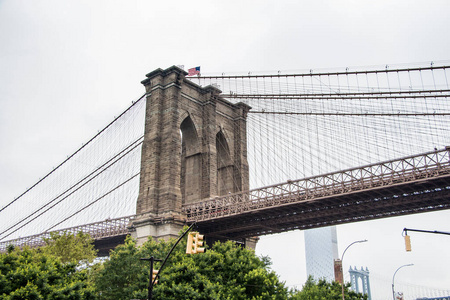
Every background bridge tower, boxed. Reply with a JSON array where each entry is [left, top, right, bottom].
[[349, 266, 372, 300], [130, 66, 251, 244]]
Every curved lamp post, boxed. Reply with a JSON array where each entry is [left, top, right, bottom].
[[392, 264, 414, 300], [341, 239, 368, 300]]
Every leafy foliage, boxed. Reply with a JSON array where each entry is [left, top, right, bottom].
[[0, 246, 96, 299], [289, 276, 368, 300], [94, 233, 288, 300], [41, 231, 97, 264], [1, 229, 369, 300]]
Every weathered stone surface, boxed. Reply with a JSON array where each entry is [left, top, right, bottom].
[[129, 66, 251, 245]]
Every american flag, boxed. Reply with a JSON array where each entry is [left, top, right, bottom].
[[187, 66, 200, 76]]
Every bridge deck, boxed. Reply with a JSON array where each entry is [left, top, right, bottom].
[[0, 216, 133, 253], [1, 148, 449, 251], [185, 147, 450, 239]]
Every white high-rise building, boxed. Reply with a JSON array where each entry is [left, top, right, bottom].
[[304, 226, 339, 282]]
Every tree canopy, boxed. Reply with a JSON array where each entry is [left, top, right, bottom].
[[0, 246, 96, 300], [289, 276, 368, 300], [41, 231, 97, 264], [94, 234, 288, 300], [1, 230, 369, 300]]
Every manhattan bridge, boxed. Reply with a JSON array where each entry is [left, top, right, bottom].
[[1, 62, 450, 298]]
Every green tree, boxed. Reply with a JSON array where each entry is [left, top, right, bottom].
[[93, 234, 288, 300], [289, 276, 368, 300], [0, 246, 96, 300], [41, 231, 97, 264]]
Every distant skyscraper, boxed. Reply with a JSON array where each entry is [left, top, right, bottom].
[[304, 226, 339, 282]]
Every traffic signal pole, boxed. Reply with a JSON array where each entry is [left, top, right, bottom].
[[402, 228, 450, 252], [141, 222, 197, 300], [140, 256, 162, 300], [403, 228, 450, 236]]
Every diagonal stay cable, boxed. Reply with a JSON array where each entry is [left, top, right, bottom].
[[0, 136, 143, 240], [42, 172, 140, 235], [4, 174, 140, 247], [0, 138, 143, 241], [0, 93, 146, 214]]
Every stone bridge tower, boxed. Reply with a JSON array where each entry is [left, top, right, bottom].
[[130, 66, 251, 244]]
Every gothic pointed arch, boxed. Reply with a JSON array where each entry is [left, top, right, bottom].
[[180, 115, 201, 204], [134, 66, 250, 244], [216, 129, 236, 195]]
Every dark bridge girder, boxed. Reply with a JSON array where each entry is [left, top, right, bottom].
[[6, 176, 450, 256], [90, 175, 450, 253], [94, 234, 128, 257], [3, 151, 450, 255], [194, 175, 450, 240]]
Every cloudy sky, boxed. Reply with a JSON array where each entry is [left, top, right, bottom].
[[1, 0, 450, 298]]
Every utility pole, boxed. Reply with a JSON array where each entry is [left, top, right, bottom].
[[141, 222, 198, 299], [140, 256, 162, 300], [340, 239, 368, 300], [392, 264, 413, 300]]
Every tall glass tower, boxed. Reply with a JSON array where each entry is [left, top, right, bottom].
[[304, 226, 339, 282]]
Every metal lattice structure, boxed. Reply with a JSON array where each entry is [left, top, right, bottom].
[[2, 147, 449, 250], [0, 215, 134, 253], [185, 147, 450, 238], [185, 148, 450, 221], [1, 63, 450, 252]]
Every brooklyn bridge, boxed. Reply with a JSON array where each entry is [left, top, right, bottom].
[[1, 63, 449, 259]]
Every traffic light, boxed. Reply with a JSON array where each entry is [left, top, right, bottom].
[[186, 232, 205, 254], [404, 234, 411, 252], [152, 269, 159, 285], [194, 232, 205, 254], [186, 232, 195, 254]]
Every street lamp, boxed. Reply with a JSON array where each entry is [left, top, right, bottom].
[[392, 264, 414, 300], [341, 239, 368, 300]]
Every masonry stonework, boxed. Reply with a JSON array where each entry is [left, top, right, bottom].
[[129, 66, 251, 245]]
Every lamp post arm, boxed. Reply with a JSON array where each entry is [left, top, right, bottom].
[[340, 239, 367, 300], [342, 241, 357, 261], [392, 264, 414, 300], [341, 239, 368, 261]]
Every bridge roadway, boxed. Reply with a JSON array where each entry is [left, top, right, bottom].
[[188, 147, 450, 239], [2, 148, 450, 255]]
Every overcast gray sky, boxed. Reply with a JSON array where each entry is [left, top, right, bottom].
[[1, 1, 450, 299]]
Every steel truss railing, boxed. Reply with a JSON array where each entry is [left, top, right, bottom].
[[2, 148, 450, 251], [0, 215, 135, 252], [183, 147, 450, 222]]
